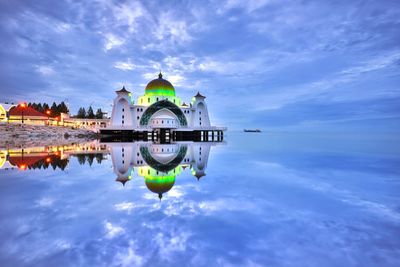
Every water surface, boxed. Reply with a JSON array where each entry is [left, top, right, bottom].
[[0, 132, 399, 267]]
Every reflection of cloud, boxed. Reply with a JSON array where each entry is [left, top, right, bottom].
[[154, 231, 191, 259], [165, 186, 184, 199], [36, 197, 54, 207], [114, 202, 135, 213], [54, 239, 71, 250], [113, 240, 144, 267], [104, 221, 125, 239]]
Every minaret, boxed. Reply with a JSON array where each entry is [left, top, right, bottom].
[[110, 86, 133, 127], [191, 92, 210, 128]]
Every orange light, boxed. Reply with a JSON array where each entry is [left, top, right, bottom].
[[19, 164, 27, 170], [20, 103, 27, 108], [45, 157, 51, 163], [46, 110, 51, 115]]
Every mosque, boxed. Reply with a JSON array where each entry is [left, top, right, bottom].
[[109, 141, 214, 200], [100, 72, 226, 142], [0, 141, 218, 200]]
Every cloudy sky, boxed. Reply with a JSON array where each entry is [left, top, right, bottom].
[[0, 0, 399, 131]]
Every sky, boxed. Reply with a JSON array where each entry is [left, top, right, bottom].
[[0, 0, 399, 131]]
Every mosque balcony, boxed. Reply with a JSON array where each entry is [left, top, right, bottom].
[[150, 118, 178, 129]]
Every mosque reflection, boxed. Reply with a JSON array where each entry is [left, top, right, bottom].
[[0, 141, 220, 200]]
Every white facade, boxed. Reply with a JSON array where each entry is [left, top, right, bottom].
[[109, 74, 212, 130]]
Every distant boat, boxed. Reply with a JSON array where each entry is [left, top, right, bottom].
[[244, 129, 261, 133]]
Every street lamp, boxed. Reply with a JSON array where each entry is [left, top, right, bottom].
[[46, 110, 51, 125], [20, 103, 27, 124]]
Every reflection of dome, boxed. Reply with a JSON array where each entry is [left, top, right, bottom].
[[145, 72, 175, 97], [145, 175, 175, 200]]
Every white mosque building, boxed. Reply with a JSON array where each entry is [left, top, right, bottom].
[[109, 141, 215, 200], [100, 72, 225, 142]]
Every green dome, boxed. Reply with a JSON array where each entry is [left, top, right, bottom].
[[145, 174, 175, 200], [145, 72, 175, 97]]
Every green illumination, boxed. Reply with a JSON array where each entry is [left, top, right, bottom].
[[139, 100, 187, 126], [140, 145, 188, 172], [144, 174, 176, 197], [145, 88, 175, 97], [144, 74, 176, 97]]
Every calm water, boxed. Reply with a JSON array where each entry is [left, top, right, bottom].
[[0, 132, 399, 267]]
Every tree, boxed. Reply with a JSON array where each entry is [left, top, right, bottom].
[[37, 103, 44, 113], [59, 101, 69, 114], [42, 103, 50, 111], [51, 102, 59, 116], [95, 108, 104, 119], [87, 106, 95, 119], [77, 107, 86, 118]]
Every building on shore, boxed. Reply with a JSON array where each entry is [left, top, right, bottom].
[[1, 102, 109, 130], [101, 72, 226, 142]]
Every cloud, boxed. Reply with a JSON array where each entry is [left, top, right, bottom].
[[219, 0, 273, 13], [103, 33, 125, 51], [114, 59, 136, 71], [36, 197, 54, 207], [36, 65, 55, 76]]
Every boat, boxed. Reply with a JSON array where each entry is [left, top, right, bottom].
[[244, 129, 261, 132]]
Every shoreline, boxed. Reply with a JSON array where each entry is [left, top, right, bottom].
[[0, 122, 98, 149]]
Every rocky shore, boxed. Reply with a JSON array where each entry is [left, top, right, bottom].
[[0, 122, 99, 149]]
